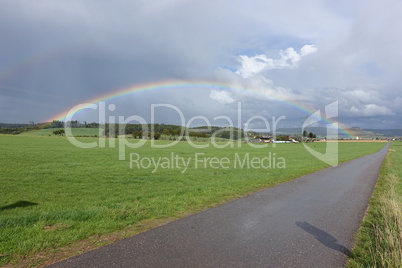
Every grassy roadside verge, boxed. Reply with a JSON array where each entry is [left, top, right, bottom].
[[347, 141, 402, 267]]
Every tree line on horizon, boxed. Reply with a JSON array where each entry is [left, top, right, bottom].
[[0, 120, 312, 141], [0, 120, 246, 140]]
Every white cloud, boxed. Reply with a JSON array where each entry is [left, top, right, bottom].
[[235, 55, 272, 79], [235, 45, 317, 78], [209, 90, 235, 104], [347, 89, 378, 103], [350, 104, 395, 117], [276, 48, 301, 68], [300, 44, 318, 56]]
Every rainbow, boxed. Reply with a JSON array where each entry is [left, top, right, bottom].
[[48, 80, 356, 138]]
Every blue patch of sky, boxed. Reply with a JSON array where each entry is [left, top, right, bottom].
[[216, 36, 313, 73], [322, 1, 358, 19], [231, 35, 312, 57], [360, 62, 384, 77], [218, 66, 237, 72]]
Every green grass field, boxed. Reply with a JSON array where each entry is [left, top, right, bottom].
[[0, 135, 386, 266], [347, 141, 402, 267]]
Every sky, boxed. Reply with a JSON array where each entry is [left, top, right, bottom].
[[0, 0, 401, 130]]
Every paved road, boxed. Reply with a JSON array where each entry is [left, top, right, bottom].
[[49, 143, 389, 268]]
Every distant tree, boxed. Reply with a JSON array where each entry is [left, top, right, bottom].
[[153, 132, 161, 140], [276, 135, 290, 141], [65, 120, 79, 128], [308, 132, 317, 139], [132, 130, 142, 139], [53, 129, 65, 136], [51, 120, 64, 128], [175, 129, 184, 136], [87, 122, 99, 128], [303, 130, 308, 138]]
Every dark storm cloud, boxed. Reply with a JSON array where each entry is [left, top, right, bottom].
[[0, 0, 401, 129]]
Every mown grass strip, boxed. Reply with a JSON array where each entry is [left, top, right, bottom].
[[347, 141, 402, 267]]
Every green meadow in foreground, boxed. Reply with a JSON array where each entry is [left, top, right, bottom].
[[0, 135, 386, 266], [347, 141, 402, 267]]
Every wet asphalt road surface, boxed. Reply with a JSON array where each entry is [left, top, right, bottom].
[[49, 143, 389, 268]]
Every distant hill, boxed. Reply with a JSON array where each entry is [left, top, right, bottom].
[[275, 127, 329, 137], [365, 129, 402, 137], [275, 127, 402, 139]]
